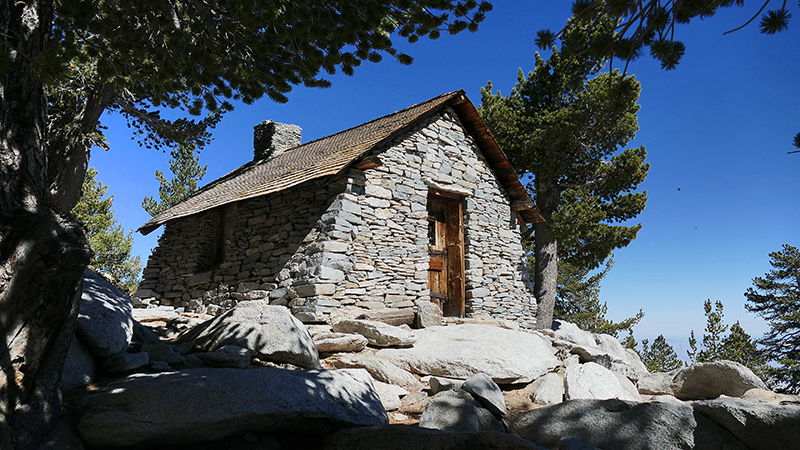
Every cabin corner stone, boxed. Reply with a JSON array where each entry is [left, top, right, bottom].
[[138, 92, 540, 328]]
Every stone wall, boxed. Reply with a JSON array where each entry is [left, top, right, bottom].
[[138, 179, 338, 315], [343, 109, 536, 327], [139, 108, 536, 327]]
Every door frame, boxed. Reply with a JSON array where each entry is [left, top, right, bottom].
[[426, 191, 465, 317]]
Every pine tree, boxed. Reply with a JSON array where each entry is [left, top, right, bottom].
[[554, 257, 643, 337], [639, 335, 683, 372], [480, 11, 648, 329], [687, 299, 767, 381], [745, 244, 800, 393], [537, 1, 796, 70], [719, 321, 767, 379], [697, 299, 728, 362], [143, 143, 207, 217], [73, 168, 142, 294], [687, 331, 698, 362]]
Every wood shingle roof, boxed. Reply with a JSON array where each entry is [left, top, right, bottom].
[[139, 90, 543, 235]]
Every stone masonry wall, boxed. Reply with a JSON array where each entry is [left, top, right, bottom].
[[342, 108, 536, 327], [138, 179, 338, 315], [139, 107, 536, 327]]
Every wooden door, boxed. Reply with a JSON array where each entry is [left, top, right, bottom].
[[427, 193, 465, 317]]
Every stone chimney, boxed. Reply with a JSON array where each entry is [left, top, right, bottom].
[[253, 120, 302, 161]]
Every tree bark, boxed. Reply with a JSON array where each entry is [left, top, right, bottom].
[[533, 220, 558, 330], [534, 180, 559, 330], [47, 83, 116, 212], [0, 1, 92, 448]]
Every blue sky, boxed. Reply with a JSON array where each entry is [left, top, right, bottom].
[[90, 1, 799, 349]]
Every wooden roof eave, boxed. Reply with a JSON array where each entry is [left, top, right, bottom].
[[445, 94, 545, 224]]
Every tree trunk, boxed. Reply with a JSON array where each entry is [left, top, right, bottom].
[[533, 220, 558, 330], [533, 179, 559, 330], [0, 1, 92, 449], [47, 83, 116, 212]]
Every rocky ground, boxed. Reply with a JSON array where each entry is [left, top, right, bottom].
[[46, 269, 800, 450]]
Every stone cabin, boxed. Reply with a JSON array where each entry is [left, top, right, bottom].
[[137, 91, 545, 328]]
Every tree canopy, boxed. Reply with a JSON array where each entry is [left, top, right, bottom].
[[745, 244, 800, 393], [479, 12, 649, 329], [537, 0, 797, 71], [32, 0, 495, 212], [687, 299, 767, 381], [143, 143, 207, 217], [73, 167, 142, 294], [639, 334, 683, 372], [1, 2, 493, 448], [555, 257, 644, 337]]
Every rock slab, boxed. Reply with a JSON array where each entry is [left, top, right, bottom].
[[419, 389, 504, 433], [61, 337, 96, 391], [324, 425, 548, 450], [77, 268, 134, 357], [553, 320, 648, 381], [314, 332, 368, 353], [528, 372, 564, 406], [78, 367, 388, 447], [332, 319, 417, 347], [692, 396, 800, 450], [507, 398, 696, 450], [329, 353, 423, 391], [673, 360, 767, 400], [565, 362, 641, 402], [180, 301, 320, 369], [375, 324, 560, 384], [462, 373, 507, 417]]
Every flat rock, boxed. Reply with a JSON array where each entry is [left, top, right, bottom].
[[131, 305, 180, 323], [415, 300, 443, 328], [324, 425, 548, 450], [140, 343, 185, 365], [527, 372, 564, 406], [77, 268, 134, 358], [429, 376, 464, 395], [194, 352, 251, 368], [332, 319, 416, 347], [373, 380, 408, 411], [131, 319, 161, 345], [507, 398, 696, 450], [101, 351, 149, 374], [179, 301, 320, 369], [637, 369, 680, 395], [339, 368, 411, 411], [215, 344, 256, 357], [419, 389, 504, 433], [673, 360, 767, 400], [77, 367, 388, 448], [374, 324, 560, 384], [742, 388, 800, 404], [61, 337, 96, 392], [565, 362, 642, 402], [314, 332, 368, 353], [462, 373, 507, 416], [399, 392, 430, 414], [306, 324, 334, 337], [329, 353, 423, 391], [553, 320, 648, 381], [692, 396, 800, 450]]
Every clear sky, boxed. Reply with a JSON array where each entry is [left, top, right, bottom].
[[90, 1, 799, 350]]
